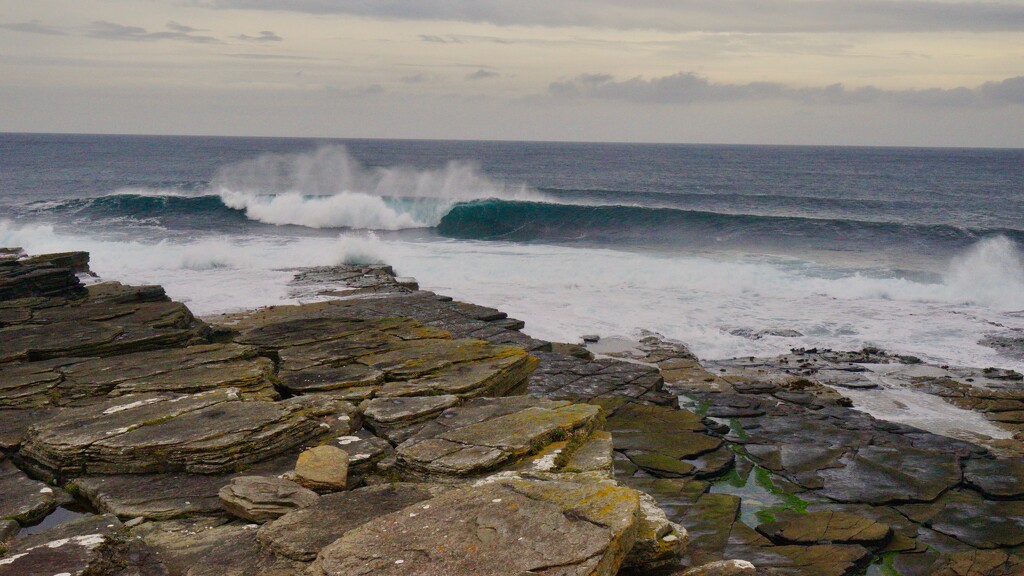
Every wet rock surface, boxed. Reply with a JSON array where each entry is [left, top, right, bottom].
[[0, 459, 60, 525], [310, 475, 641, 576], [4, 251, 1024, 575], [256, 483, 446, 561], [0, 514, 166, 576], [593, 334, 1024, 574], [395, 396, 603, 481]]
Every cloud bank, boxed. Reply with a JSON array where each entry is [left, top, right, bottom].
[[549, 73, 1024, 107], [202, 0, 1024, 33]]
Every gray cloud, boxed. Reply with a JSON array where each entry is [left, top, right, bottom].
[[235, 30, 283, 42], [0, 20, 67, 36], [201, 0, 1024, 33], [981, 76, 1024, 104], [419, 34, 460, 44], [401, 73, 430, 84], [548, 72, 1024, 107], [466, 69, 499, 80], [224, 53, 317, 61], [166, 21, 201, 33], [85, 21, 221, 43], [325, 84, 385, 96]]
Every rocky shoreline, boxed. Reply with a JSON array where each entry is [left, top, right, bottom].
[[1, 248, 1022, 575]]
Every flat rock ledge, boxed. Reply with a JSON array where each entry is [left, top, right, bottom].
[[310, 475, 642, 576], [0, 251, 687, 576], [15, 250, 1024, 575], [19, 389, 347, 476]]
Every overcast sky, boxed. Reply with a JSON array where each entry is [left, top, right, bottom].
[[1, 0, 1022, 146]]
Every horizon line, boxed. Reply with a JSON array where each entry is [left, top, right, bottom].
[[2, 129, 1022, 152]]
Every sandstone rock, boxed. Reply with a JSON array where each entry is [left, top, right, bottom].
[[677, 493, 741, 566], [70, 473, 230, 520], [816, 445, 961, 504], [899, 490, 1024, 548], [932, 549, 1024, 576], [395, 396, 603, 481], [680, 560, 757, 576], [622, 491, 688, 570], [295, 445, 349, 492], [964, 457, 1024, 499], [770, 543, 871, 576], [21, 390, 330, 475], [279, 363, 384, 394], [0, 519, 18, 550], [562, 429, 615, 475], [0, 459, 58, 524], [1, 283, 208, 363], [363, 394, 460, 443], [627, 452, 696, 478], [310, 475, 641, 576], [756, 510, 892, 545], [0, 362, 64, 409], [0, 407, 53, 450], [219, 476, 319, 523], [375, 350, 535, 398], [237, 313, 538, 401], [528, 350, 674, 405], [335, 430, 393, 478], [686, 446, 736, 479], [257, 483, 446, 561], [19, 251, 91, 274], [0, 514, 165, 576], [60, 343, 278, 401], [133, 516, 305, 576], [0, 253, 85, 302]]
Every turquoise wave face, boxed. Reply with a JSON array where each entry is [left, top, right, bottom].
[[437, 198, 1024, 255]]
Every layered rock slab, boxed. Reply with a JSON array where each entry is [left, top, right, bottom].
[[20, 389, 336, 475], [257, 483, 447, 562], [756, 510, 892, 545], [310, 476, 641, 576], [229, 312, 538, 400], [0, 514, 166, 576], [394, 396, 603, 481], [0, 282, 208, 364], [0, 459, 59, 524], [133, 517, 305, 576], [0, 343, 277, 409]]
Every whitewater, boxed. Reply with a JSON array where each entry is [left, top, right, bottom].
[[2, 137, 1023, 375]]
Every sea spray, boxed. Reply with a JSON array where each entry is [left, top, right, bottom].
[[4, 216, 1024, 370], [334, 232, 387, 265], [943, 236, 1024, 310], [211, 145, 539, 229]]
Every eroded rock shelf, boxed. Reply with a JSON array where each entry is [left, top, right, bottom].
[[0, 250, 1022, 576]]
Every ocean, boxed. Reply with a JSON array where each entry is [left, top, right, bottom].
[[2, 132, 1023, 372]]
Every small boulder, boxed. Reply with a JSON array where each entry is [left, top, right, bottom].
[[295, 445, 350, 492], [219, 476, 318, 523]]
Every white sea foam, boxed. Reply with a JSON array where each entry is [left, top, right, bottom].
[[943, 235, 1024, 310], [2, 219, 1023, 373], [211, 145, 539, 229]]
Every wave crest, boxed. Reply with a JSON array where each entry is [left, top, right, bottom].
[[211, 145, 538, 229]]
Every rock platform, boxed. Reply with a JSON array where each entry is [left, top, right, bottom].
[[1, 250, 1022, 575], [0, 252, 684, 575]]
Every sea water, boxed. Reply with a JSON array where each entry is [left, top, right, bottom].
[[1, 133, 1022, 373]]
